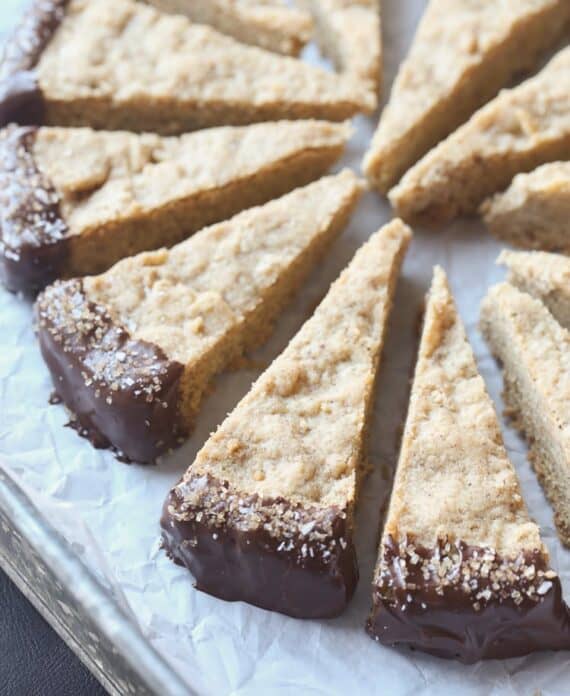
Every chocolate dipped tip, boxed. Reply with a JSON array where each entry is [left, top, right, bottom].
[[35, 279, 185, 463], [0, 0, 69, 127], [367, 536, 570, 663], [161, 474, 358, 619], [0, 124, 69, 293]]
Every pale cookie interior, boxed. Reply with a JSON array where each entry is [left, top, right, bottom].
[[298, 0, 381, 102], [498, 249, 570, 331], [84, 171, 364, 428], [146, 0, 313, 56], [37, 0, 373, 133], [185, 220, 412, 511], [389, 46, 570, 224], [385, 268, 543, 556], [481, 282, 570, 546], [32, 121, 350, 275], [363, 0, 570, 193], [482, 162, 570, 254]]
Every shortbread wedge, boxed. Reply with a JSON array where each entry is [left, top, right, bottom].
[[161, 220, 411, 618], [482, 162, 570, 253], [369, 268, 570, 662], [145, 1, 313, 56], [481, 282, 570, 547], [0, 120, 351, 293], [390, 46, 570, 225], [0, 0, 373, 133], [363, 0, 570, 194], [298, 1, 381, 105], [498, 250, 570, 330], [34, 171, 364, 464]]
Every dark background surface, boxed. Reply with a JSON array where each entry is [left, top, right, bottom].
[[0, 568, 107, 696]]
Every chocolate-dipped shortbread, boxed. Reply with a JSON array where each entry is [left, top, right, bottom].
[[161, 220, 412, 617], [0, 120, 351, 293], [0, 125, 67, 292], [1, 0, 372, 134], [35, 171, 364, 463], [368, 268, 570, 662], [36, 278, 184, 462]]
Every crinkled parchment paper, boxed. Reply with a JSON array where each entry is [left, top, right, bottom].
[[1, 2, 569, 693]]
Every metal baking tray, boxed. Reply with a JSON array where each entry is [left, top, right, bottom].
[[0, 464, 192, 695]]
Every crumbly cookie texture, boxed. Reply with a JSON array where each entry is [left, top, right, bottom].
[[481, 282, 570, 547], [383, 269, 541, 552], [298, 0, 381, 106], [482, 162, 570, 253], [35, 170, 364, 463], [498, 249, 570, 330], [363, 0, 570, 194], [0, 120, 351, 292], [389, 46, 570, 225], [145, 0, 313, 56], [161, 220, 412, 618], [35, 0, 373, 133], [369, 267, 570, 662]]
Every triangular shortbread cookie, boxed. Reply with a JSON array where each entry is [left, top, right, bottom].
[[389, 47, 570, 225], [482, 162, 570, 254], [481, 281, 570, 548], [0, 0, 372, 133], [363, 0, 570, 193], [161, 220, 411, 618], [498, 249, 570, 330], [298, 0, 381, 105], [34, 171, 364, 464], [146, 0, 313, 56], [369, 268, 570, 662], [0, 120, 351, 293]]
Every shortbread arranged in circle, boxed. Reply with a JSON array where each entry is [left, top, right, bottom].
[[35, 171, 364, 464]]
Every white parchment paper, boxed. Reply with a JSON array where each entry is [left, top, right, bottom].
[[1, 2, 570, 693]]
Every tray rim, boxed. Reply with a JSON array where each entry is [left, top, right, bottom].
[[0, 8, 192, 692], [0, 463, 195, 696]]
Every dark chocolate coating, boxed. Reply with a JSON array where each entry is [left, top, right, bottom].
[[35, 279, 185, 464], [368, 536, 570, 663], [0, 0, 69, 127], [161, 476, 358, 619], [0, 125, 69, 293]]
